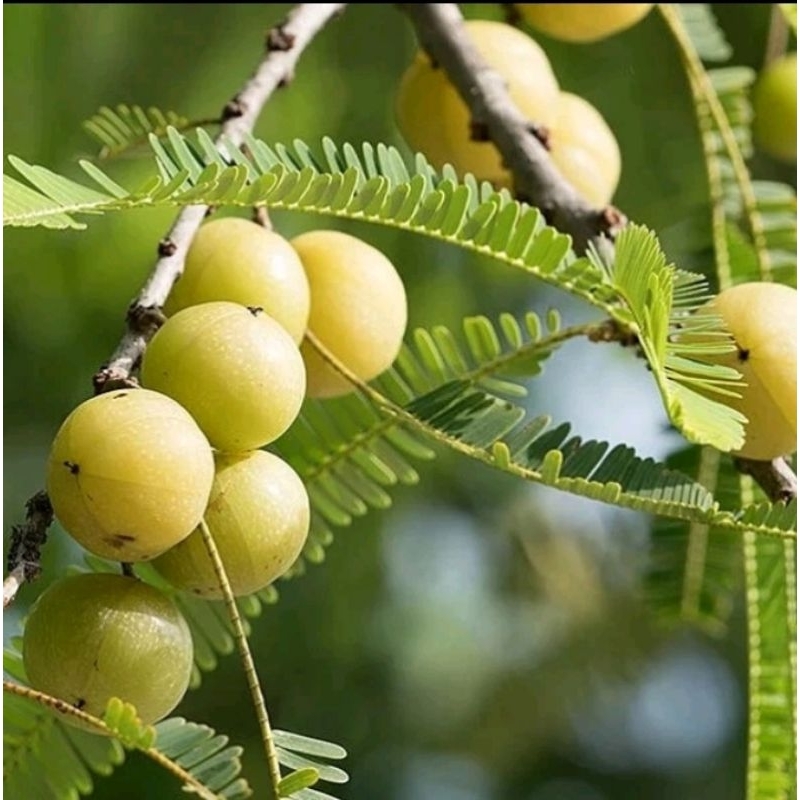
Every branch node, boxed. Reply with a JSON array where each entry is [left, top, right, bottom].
[[527, 123, 551, 150], [266, 25, 297, 52], [469, 119, 491, 143], [588, 319, 640, 348], [600, 205, 628, 237], [126, 304, 167, 336], [157, 238, 178, 257], [222, 97, 247, 122], [734, 456, 797, 504]]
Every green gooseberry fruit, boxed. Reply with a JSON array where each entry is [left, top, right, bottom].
[[165, 218, 311, 344], [140, 302, 306, 451], [23, 573, 194, 726], [152, 450, 310, 598], [753, 53, 797, 163], [696, 281, 797, 460], [291, 230, 408, 398], [47, 389, 215, 562], [516, 4, 653, 43]]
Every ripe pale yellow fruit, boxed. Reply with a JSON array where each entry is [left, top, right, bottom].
[[47, 389, 214, 561], [152, 451, 310, 598], [291, 230, 408, 398], [165, 218, 311, 343], [516, 4, 654, 43], [698, 282, 797, 460], [396, 20, 560, 187], [140, 302, 306, 451], [753, 53, 797, 163], [23, 573, 193, 726], [549, 92, 621, 206]]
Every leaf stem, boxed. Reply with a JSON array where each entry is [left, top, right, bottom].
[[302, 319, 603, 481], [304, 332, 795, 539], [2, 681, 218, 800], [197, 518, 282, 799]]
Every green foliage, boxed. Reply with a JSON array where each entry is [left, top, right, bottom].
[[83, 105, 194, 161], [5, 640, 350, 800], [3, 5, 797, 800], [3, 134, 750, 454], [274, 730, 348, 799], [4, 653, 125, 800], [676, 3, 733, 62], [743, 531, 797, 800], [646, 446, 745, 635], [662, 9, 798, 799], [3, 645, 251, 800]]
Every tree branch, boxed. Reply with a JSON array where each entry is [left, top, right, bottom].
[[397, 3, 626, 254], [4, 4, 345, 609], [93, 3, 346, 392], [3, 492, 53, 608], [735, 456, 798, 505]]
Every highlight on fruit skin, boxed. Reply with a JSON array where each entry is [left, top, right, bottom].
[[396, 19, 560, 187], [46, 388, 215, 562], [752, 52, 797, 163], [694, 281, 797, 461], [152, 451, 311, 598], [165, 217, 311, 344], [292, 230, 408, 398], [549, 92, 621, 206], [140, 301, 306, 451], [22, 573, 194, 727], [515, 4, 654, 43]]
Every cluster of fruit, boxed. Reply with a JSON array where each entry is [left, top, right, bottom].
[[23, 219, 408, 725], [395, 5, 656, 205]]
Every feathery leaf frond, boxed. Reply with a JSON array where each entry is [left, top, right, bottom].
[[82, 105, 195, 160]]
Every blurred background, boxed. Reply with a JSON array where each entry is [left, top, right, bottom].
[[3, 4, 796, 799]]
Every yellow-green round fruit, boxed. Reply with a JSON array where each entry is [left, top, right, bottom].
[[23, 573, 193, 726], [47, 389, 214, 562], [152, 451, 310, 598], [140, 302, 306, 451], [699, 282, 797, 460], [549, 92, 621, 206], [165, 218, 311, 343], [396, 20, 560, 187], [516, 4, 653, 43], [753, 53, 797, 163], [291, 230, 407, 398]]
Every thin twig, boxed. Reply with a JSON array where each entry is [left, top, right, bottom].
[[734, 456, 798, 504], [94, 3, 346, 392], [197, 519, 282, 799], [397, 3, 626, 254]]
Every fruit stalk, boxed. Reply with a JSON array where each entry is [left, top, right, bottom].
[[94, 3, 346, 392], [198, 519, 283, 800], [397, 2, 626, 253]]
